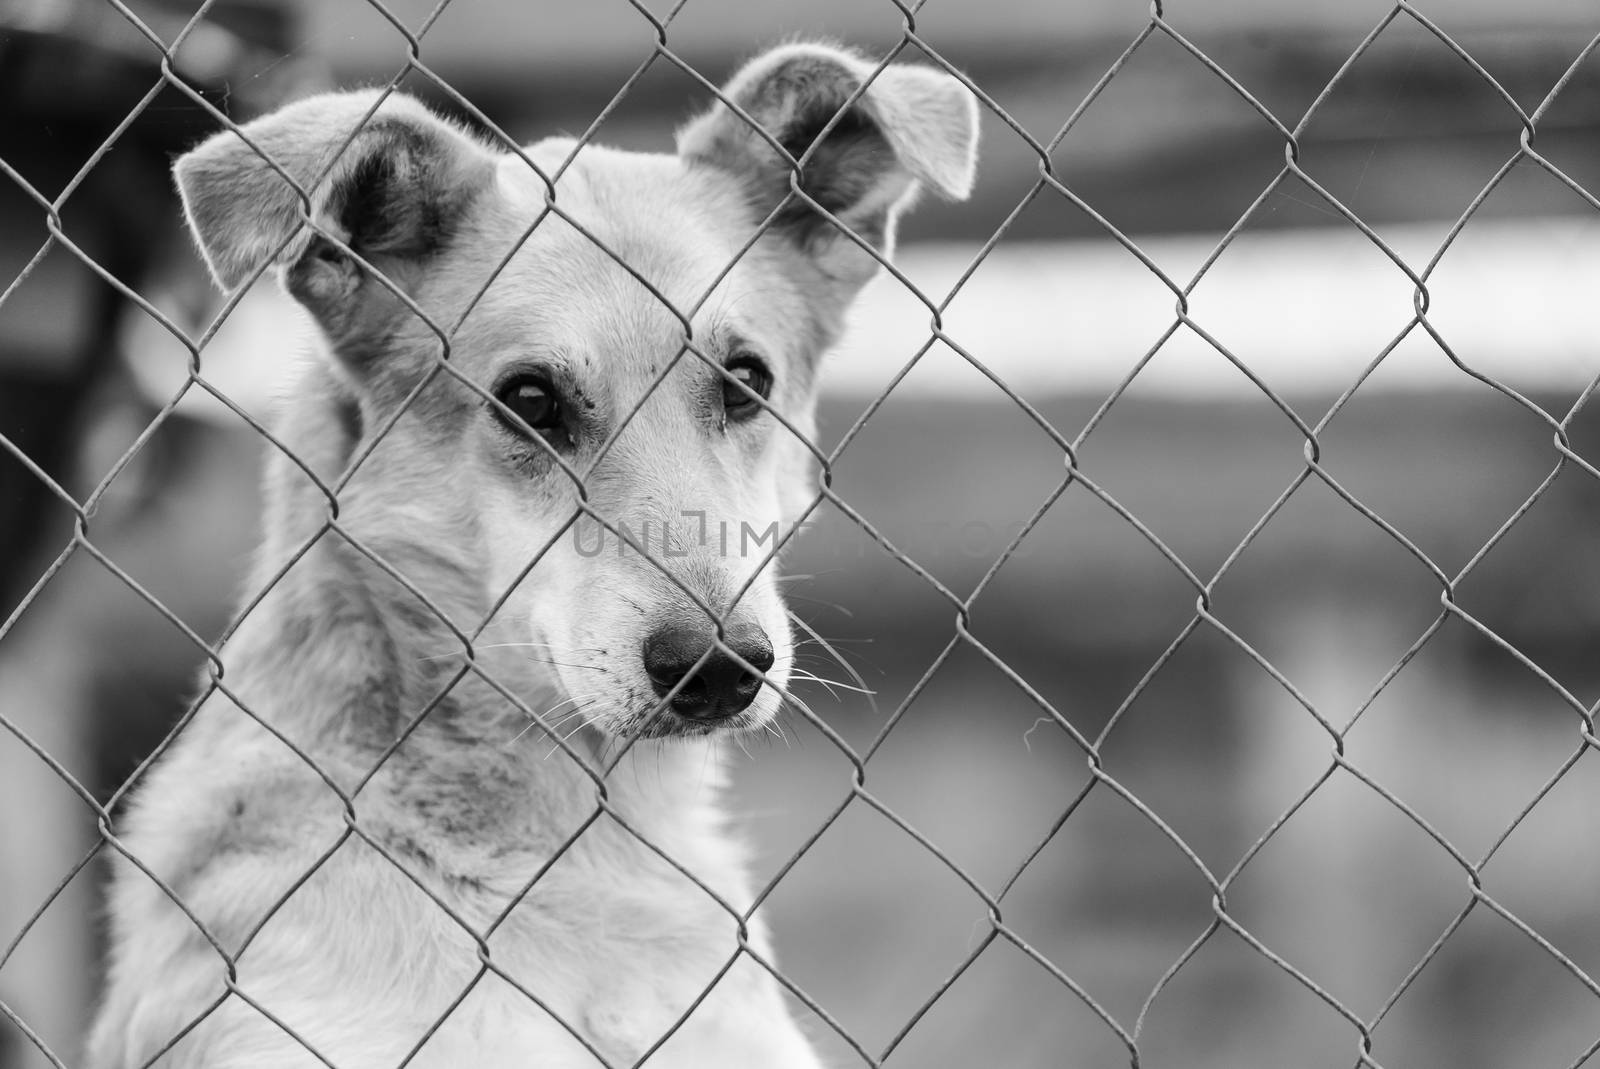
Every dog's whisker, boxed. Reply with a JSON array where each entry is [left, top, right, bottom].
[[781, 672, 844, 700], [505, 692, 605, 749], [546, 707, 603, 740], [778, 687, 828, 734], [527, 658, 607, 672], [541, 701, 607, 760], [783, 672, 876, 700], [419, 641, 608, 669], [547, 716, 602, 759], [783, 593, 855, 616], [505, 643, 606, 652], [785, 609, 878, 716], [506, 702, 576, 748], [783, 668, 873, 691], [698, 736, 719, 785], [543, 694, 605, 730], [785, 608, 867, 674]]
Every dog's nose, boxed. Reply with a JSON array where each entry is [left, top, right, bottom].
[[642, 622, 774, 720]]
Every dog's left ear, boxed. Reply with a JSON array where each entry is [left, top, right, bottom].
[[678, 43, 978, 290]]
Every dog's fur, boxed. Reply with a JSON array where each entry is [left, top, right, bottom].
[[87, 44, 977, 1069]]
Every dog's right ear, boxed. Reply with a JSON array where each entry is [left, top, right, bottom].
[[678, 44, 978, 298], [174, 91, 496, 352]]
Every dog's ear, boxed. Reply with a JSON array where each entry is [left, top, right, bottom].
[[678, 43, 978, 288], [174, 90, 496, 350]]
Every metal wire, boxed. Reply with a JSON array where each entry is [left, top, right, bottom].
[[2, 2, 1599, 1067]]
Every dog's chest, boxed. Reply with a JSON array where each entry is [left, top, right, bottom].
[[488, 893, 741, 1055], [405, 916, 788, 1069], [373, 842, 782, 1067]]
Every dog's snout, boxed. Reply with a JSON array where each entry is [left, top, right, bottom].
[[642, 622, 774, 720]]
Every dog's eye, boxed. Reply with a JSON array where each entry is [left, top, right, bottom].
[[722, 355, 773, 421], [493, 375, 564, 437]]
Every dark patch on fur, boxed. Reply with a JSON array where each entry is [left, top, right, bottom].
[[286, 119, 491, 370], [333, 122, 456, 261], [774, 106, 896, 242], [332, 387, 365, 445], [390, 827, 490, 895], [687, 51, 903, 257]]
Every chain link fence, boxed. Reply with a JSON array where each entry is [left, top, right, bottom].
[[3, 1, 1600, 1066]]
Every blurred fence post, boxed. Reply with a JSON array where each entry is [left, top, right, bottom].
[[0, 634, 96, 1069]]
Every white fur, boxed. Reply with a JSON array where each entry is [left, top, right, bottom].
[[88, 42, 978, 1069]]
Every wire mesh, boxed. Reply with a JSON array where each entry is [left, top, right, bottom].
[[3, 1, 1600, 1067]]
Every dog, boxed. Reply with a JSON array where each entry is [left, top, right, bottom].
[[87, 42, 977, 1069]]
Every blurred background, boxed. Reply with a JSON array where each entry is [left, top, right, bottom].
[[4, 1, 1600, 1066]]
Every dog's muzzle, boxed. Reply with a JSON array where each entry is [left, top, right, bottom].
[[642, 621, 774, 722]]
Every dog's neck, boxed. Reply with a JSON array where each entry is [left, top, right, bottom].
[[221, 361, 727, 867]]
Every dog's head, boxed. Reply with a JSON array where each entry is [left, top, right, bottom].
[[174, 44, 977, 741]]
